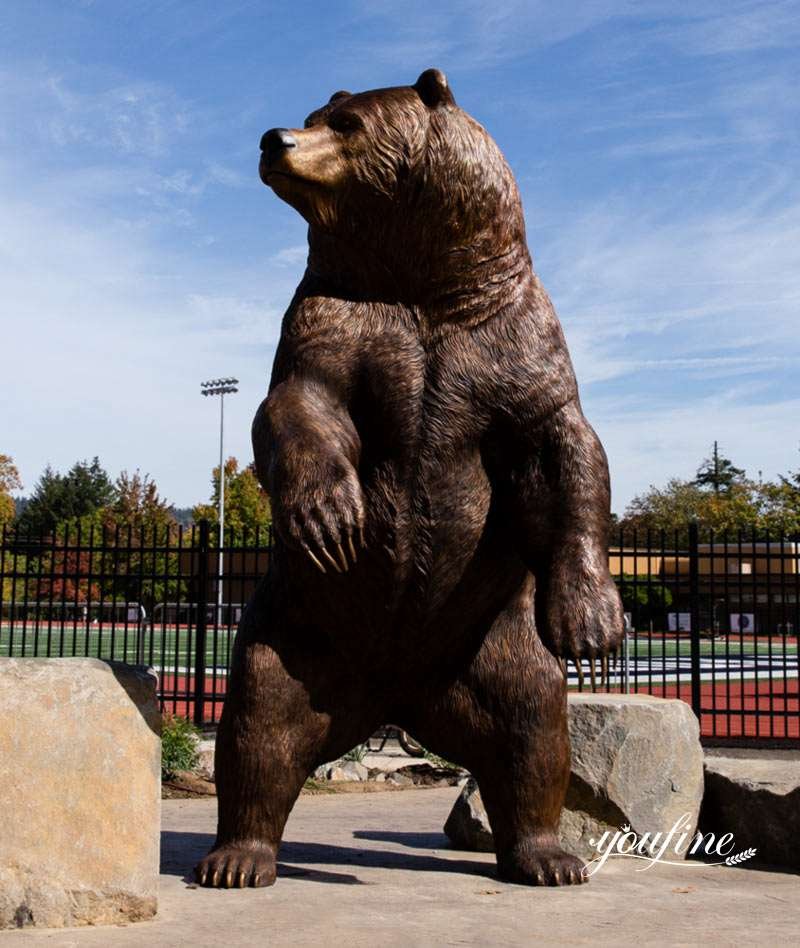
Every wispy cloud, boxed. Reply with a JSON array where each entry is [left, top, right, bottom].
[[205, 161, 249, 188], [657, 1, 800, 56], [40, 73, 190, 158], [270, 245, 307, 268], [529, 157, 800, 507], [607, 133, 735, 158], [342, 1, 800, 73], [537, 163, 800, 362], [0, 154, 292, 503]]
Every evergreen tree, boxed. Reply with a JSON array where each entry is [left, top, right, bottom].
[[17, 457, 114, 535], [693, 441, 745, 495]]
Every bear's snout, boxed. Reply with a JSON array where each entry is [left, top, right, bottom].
[[260, 127, 297, 168]]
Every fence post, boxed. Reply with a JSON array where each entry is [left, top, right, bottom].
[[688, 521, 702, 718], [193, 520, 210, 727], [136, 605, 147, 666]]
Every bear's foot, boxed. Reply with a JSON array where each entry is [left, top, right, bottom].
[[498, 843, 587, 886], [195, 842, 277, 888]]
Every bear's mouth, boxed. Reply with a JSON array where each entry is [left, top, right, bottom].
[[259, 147, 312, 188], [259, 161, 297, 188], [259, 158, 323, 193]]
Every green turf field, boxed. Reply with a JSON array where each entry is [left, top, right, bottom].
[[0, 622, 236, 668], [1, 622, 795, 669], [623, 637, 797, 659]]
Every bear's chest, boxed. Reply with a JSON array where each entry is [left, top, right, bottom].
[[354, 326, 489, 472]]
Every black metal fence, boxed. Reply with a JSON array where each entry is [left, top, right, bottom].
[[0, 520, 270, 725], [1, 521, 798, 744], [608, 524, 799, 744]]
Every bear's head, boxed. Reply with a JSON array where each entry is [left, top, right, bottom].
[[259, 69, 529, 308]]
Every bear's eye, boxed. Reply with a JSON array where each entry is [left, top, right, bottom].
[[329, 112, 364, 134]]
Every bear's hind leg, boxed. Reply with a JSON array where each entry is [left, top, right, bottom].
[[400, 582, 584, 886], [196, 602, 379, 888], [470, 649, 584, 887]]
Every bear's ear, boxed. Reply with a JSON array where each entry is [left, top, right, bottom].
[[413, 69, 455, 108], [329, 90, 352, 105]]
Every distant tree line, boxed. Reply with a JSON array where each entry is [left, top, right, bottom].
[[616, 441, 800, 538], [2, 441, 799, 543], [0, 454, 271, 542], [0, 454, 273, 607]]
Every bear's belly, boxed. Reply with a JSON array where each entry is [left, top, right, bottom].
[[361, 440, 502, 615], [336, 446, 524, 675]]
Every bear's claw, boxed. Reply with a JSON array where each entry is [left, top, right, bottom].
[[303, 533, 360, 574], [568, 651, 619, 691], [499, 845, 587, 887], [273, 461, 366, 576], [195, 844, 277, 889]]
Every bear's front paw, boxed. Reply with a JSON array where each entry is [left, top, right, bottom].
[[274, 465, 365, 574], [537, 556, 624, 682]]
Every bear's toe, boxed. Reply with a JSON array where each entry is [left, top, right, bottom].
[[498, 845, 587, 887], [195, 844, 277, 888]]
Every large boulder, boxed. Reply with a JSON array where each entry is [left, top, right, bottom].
[[445, 693, 704, 860], [699, 752, 800, 871], [0, 659, 161, 929]]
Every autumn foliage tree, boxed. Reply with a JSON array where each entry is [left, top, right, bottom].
[[9, 461, 179, 609], [1, 455, 23, 599], [106, 470, 175, 535], [35, 549, 101, 604], [0, 454, 22, 529], [193, 457, 272, 539]]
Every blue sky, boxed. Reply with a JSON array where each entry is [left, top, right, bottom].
[[1, 1, 798, 512]]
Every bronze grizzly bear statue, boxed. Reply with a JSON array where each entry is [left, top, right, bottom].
[[196, 69, 623, 889]]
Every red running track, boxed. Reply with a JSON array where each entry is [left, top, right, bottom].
[[634, 676, 799, 739]]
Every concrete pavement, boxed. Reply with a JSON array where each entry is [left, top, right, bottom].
[[2, 788, 797, 946]]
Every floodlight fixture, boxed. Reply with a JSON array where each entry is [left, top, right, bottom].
[[201, 377, 239, 397]]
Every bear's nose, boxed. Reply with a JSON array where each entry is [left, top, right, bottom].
[[260, 127, 297, 166]]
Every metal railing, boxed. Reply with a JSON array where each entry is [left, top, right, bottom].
[[605, 524, 799, 743], [0, 520, 270, 725], [1, 521, 797, 744]]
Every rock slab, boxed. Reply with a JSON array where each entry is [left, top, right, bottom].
[[325, 760, 371, 782], [699, 752, 800, 870], [0, 659, 161, 929], [445, 693, 704, 860]]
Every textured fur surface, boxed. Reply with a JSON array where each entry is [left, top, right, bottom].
[[196, 69, 623, 890]]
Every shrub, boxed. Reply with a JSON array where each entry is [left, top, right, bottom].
[[161, 713, 201, 778], [422, 748, 459, 770], [342, 743, 367, 763]]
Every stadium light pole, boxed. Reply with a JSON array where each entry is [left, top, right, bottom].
[[200, 377, 239, 625]]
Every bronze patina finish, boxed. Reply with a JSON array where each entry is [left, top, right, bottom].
[[196, 69, 623, 890]]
